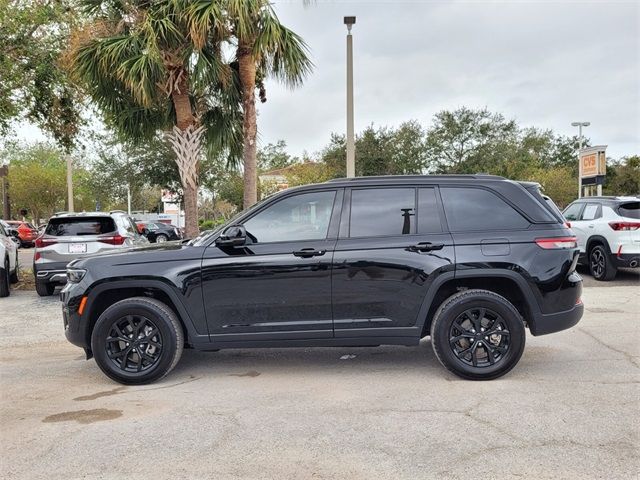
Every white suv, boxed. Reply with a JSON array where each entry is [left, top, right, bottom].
[[0, 221, 19, 297], [34, 211, 148, 296], [563, 197, 640, 281]]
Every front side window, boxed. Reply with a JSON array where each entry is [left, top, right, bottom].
[[563, 203, 584, 221], [350, 188, 415, 237], [244, 190, 336, 243], [441, 187, 530, 231]]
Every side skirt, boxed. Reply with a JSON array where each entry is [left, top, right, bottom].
[[194, 336, 419, 351]]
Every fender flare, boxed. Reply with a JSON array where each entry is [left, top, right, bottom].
[[83, 278, 207, 345], [414, 269, 542, 334], [586, 235, 611, 255]]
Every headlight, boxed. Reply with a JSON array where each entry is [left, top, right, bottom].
[[66, 268, 87, 283]]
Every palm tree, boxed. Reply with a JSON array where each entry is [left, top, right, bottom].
[[67, 0, 242, 237], [224, 1, 312, 208]]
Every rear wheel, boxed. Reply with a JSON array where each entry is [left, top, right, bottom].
[[91, 297, 184, 385], [0, 259, 9, 297], [35, 281, 55, 296], [430, 289, 526, 380], [155, 234, 168, 243], [9, 254, 19, 284], [589, 244, 616, 281]]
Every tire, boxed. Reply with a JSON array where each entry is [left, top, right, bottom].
[[91, 297, 184, 385], [0, 259, 9, 297], [35, 281, 56, 296], [430, 289, 526, 380], [9, 254, 19, 284], [156, 234, 168, 243], [589, 244, 616, 281]]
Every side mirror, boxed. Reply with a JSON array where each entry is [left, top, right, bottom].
[[216, 225, 247, 247]]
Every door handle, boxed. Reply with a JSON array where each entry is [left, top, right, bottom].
[[408, 242, 445, 253], [588, 225, 595, 228], [293, 248, 326, 258]]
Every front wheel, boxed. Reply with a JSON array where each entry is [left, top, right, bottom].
[[91, 297, 184, 385], [589, 244, 617, 281], [430, 289, 526, 380], [155, 234, 168, 243], [35, 281, 55, 296]]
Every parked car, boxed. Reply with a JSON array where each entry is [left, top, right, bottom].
[[138, 222, 183, 243], [0, 221, 19, 297], [61, 175, 583, 385], [5, 220, 37, 247], [562, 196, 639, 281], [0, 220, 21, 248], [34, 211, 149, 296]]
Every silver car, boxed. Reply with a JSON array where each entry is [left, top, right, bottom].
[[34, 211, 148, 296]]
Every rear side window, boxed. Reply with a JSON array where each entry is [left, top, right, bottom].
[[618, 202, 640, 219], [581, 204, 601, 220], [441, 188, 530, 231], [45, 217, 117, 236], [350, 188, 415, 237]]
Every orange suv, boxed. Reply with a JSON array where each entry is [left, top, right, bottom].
[[5, 221, 37, 248]]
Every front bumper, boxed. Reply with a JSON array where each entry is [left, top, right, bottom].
[[60, 282, 90, 350]]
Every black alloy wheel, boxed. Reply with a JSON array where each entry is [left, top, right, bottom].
[[106, 315, 163, 373], [448, 307, 510, 368], [431, 289, 526, 380], [589, 244, 616, 281]]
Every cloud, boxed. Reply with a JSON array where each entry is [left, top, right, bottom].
[[259, 0, 639, 159]]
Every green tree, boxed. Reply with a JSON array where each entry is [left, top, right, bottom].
[[1, 0, 83, 151], [258, 140, 296, 172], [604, 156, 640, 196], [227, 0, 312, 208], [67, 0, 243, 237], [4, 143, 93, 222]]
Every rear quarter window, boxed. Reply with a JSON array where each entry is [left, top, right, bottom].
[[441, 187, 530, 231], [45, 217, 117, 236], [618, 202, 640, 219]]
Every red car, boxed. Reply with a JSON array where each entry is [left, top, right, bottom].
[[5, 221, 37, 247]]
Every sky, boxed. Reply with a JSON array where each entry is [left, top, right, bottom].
[[256, 0, 639, 160], [16, 0, 639, 160]]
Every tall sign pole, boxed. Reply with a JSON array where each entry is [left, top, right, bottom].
[[344, 16, 356, 178], [571, 121, 590, 199]]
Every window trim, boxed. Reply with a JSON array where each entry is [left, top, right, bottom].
[[440, 185, 532, 233], [239, 189, 340, 245]]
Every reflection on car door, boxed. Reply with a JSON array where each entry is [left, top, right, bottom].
[[201, 189, 342, 342], [332, 187, 455, 339]]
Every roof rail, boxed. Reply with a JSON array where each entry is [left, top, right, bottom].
[[109, 210, 127, 214], [52, 211, 69, 217], [326, 174, 505, 183]]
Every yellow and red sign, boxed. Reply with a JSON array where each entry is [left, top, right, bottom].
[[580, 147, 607, 178]]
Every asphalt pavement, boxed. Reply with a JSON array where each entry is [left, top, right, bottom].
[[0, 283, 638, 479]]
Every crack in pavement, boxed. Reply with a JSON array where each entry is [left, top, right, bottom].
[[577, 327, 640, 368]]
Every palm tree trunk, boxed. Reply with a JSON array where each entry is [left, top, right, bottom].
[[169, 76, 201, 239], [238, 44, 258, 209]]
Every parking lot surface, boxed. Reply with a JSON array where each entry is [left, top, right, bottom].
[[1, 284, 639, 479]]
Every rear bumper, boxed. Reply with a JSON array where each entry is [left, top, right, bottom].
[[34, 261, 69, 284], [611, 253, 640, 269], [530, 302, 584, 336]]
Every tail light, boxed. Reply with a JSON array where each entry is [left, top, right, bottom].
[[98, 234, 126, 245], [535, 236, 577, 249], [35, 236, 58, 248], [609, 221, 640, 231]]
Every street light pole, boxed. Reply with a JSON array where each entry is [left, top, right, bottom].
[[66, 154, 74, 212], [344, 16, 356, 178], [571, 121, 590, 199]]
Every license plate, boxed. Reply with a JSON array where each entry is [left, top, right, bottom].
[[69, 243, 87, 254]]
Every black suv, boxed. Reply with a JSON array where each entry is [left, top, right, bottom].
[[61, 175, 583, 384]]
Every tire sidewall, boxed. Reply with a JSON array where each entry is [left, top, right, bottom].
[[432, 293, 525, 380], [91, 301, 179, 385]]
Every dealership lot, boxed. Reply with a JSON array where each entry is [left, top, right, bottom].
[[1, 281, 638, 480]]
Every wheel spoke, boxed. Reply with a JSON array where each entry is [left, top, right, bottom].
[[484, 343, 496, 365], [119, 347, 132, 369], [471, 343, 479, 367], [135, 349, 143, 372]]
